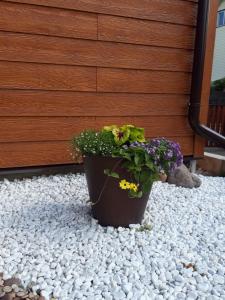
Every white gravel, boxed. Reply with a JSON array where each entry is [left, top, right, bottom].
[[0, 174, 225, 300]]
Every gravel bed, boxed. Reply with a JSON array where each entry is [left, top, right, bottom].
[[0, 174, 225, 300]]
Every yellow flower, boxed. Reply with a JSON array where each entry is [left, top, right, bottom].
[[129, 183, 138, 192], [103, 125, 117, 131], [119, 179, 130, 190]]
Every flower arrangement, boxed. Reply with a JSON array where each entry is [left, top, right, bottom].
[[72, 124, 183, 199]]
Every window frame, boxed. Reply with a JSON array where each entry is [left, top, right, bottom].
[[217, 9, 225, 27]]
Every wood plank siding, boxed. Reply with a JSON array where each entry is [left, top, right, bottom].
[[0, 0, 199, 168]]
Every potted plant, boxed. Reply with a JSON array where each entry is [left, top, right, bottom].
[[72, 124, 183, 227]]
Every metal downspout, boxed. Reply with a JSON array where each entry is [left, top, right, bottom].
[[188, 0, 225, 148]]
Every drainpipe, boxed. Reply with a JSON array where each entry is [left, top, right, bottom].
[[188, 0, 225, 148]]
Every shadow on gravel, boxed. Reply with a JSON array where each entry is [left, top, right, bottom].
[[1, 202, 92, 236]]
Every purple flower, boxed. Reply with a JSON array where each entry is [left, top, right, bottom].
[[129, 141, 146, 148], [128, 138, 183, 174]]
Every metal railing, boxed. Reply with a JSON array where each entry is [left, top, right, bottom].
[[207, 91, 225, 146]]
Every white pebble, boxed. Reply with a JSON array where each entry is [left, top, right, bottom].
[[0, 174, 224, 300]]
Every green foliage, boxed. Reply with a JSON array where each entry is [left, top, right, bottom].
[[113, 146, 159, 198], [129, 125, 145, 143], [103, 124, 145, 145], [211, 77, 225, 91], [104, 169, 120, 178], [72, 130, 119, 156], [72, 124, 182, 199], [136, 224, 152, 232]]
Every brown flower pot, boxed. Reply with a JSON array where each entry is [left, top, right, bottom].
[[83, 156, 151, 227]]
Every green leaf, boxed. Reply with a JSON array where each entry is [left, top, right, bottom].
[[110, 172, 120, 178], [134, 151, 145, 166], [128, 189, 143, 198], [136, 190, 143, 198], [142, 179, 153, 194], [134, 153, 140, 165], [134, 172, 140, 182], [129, 126, 145, 143], [146, 160, 154, 170], [122, 161, 132, 168], [140, 169, 150, 182], [136, 224, 152, 232], [144, 153, 155, 170], [104, 169, 120, 178], [104, 169, 110, 175], [121, 151, 132, 161]]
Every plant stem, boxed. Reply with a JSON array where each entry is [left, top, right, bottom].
[[91, 159, 123, 206]]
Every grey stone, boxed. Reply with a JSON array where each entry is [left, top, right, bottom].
[[3, 286, 12, 293], [217, 267, 225, 276], [175, 275, 184, 282], [192, 174, 202, 187], [165, 271, 173, 281], [171, 270, 179, 278], [167, 164, 202, 188], [197, 282, 210, 292], [113, 289, 126, 299], [123, 283, 132, 294], [206, 296, 220, 300], [0, 291, 5, 298], [177, 292, 186, 299], [213, 274, 225, 285], [187, 291, 198, 300]]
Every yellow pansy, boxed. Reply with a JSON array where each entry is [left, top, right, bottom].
[[129, 183, 138, 192], [119, 179, 130, 190]]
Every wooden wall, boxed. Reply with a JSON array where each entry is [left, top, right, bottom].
[[0, 0, 198, 168]]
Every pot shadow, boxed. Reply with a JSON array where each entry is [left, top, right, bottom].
[[1, 200, 94, 239]]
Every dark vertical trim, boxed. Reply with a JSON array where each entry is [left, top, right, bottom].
[[189, 0, 225, 148]]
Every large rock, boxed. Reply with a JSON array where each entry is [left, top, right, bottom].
[[167, 164, 201, 188]]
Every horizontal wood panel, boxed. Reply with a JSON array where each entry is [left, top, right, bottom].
[[97, 68, 191, 94], [3, 0, 197, 26], [0, 0, 198, 168], [0, 116, 193, 143], [0, 90, 188, 116], [0, 136, 194, 168], [98, 15, 195, 50], [0, 61, 96, 91], [0, 1, 195, 50], [0, 1, 97, 40], [0, 141, 73, 168], [0, 32, 193, 72]]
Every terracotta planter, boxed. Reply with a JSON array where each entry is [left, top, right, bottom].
[[84, 156, 151, 227]]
